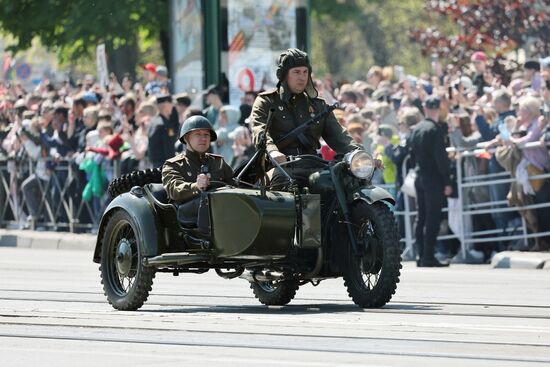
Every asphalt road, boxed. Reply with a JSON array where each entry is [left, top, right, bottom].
[[0, 247, 549, 366]]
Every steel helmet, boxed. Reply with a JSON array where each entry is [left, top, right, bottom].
[[179, 115, 217, 143]]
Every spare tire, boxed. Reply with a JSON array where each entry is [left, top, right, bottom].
[[108, 168, 162, 198]]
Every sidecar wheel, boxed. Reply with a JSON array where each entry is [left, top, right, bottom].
[[343, 202, 401, 308], [250, 280, 299, 306], [100, 209, 155, 310]]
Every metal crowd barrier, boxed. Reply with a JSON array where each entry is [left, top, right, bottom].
[[0, 156, 119, 233], [397, 141, 550, 263]]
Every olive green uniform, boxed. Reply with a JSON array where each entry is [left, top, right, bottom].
[[250, 88, 361, 156], [162, 150, 234, 203], [250, 88, 361, 189]]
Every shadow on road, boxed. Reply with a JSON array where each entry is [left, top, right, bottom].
[[142, 302, 439, 315]]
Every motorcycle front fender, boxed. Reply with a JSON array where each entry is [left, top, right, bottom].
[[353, 185, 395, 206], [93, 191, 164, 263]]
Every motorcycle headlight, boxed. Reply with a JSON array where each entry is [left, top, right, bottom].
[[345, 150, 375, 180]]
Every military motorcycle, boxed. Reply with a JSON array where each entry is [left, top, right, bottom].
[[94, 107, 401, 311]]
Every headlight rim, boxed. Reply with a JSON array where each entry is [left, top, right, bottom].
[[345, 150, 375, 180]]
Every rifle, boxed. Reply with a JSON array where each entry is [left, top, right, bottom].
[[274, 103, 338, 150]]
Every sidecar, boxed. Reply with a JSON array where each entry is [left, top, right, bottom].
[[93, 179, 322, 311], [95, 150, 401, 312]]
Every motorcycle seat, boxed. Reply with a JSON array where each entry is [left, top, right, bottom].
[[147, 183, 169, 204]]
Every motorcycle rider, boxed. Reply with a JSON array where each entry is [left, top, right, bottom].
[[162, 115, 233, 223], [249, 48, 362, 188]]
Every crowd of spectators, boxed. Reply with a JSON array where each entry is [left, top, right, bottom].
[[1, 52, 549, 257]]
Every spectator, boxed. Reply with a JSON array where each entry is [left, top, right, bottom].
[[141, 63, 161, 96], [174, 93, 191, 125], [523, 60, 542, 91], [229, 126, 255, 169], [510, 96, 550, 249], [156, 65, 171, 93], [471, 51, 488, 98], [147, 94, 176, 168], [213, 105, 241, 163], [410, 96, 452, 267], [203, 85, 224, 126]]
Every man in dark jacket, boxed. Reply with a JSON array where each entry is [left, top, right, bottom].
[[409, 96, 452, 267], [148, 94, 177, 168]]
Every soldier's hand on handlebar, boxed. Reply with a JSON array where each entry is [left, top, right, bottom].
[[196, 173, 210, 191]]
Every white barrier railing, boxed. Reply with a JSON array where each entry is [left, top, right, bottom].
[[0, 157, 120, 232], [397, 140, 550, 262]]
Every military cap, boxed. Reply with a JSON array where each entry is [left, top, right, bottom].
[[424, 95, 441, 110], [174, 92, 191, 106], [156, 94, 173, 104], [524, 60, 541, 71], [204, 84, 221, 96]]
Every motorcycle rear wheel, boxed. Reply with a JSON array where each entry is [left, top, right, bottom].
[[250, 280, 300, 306], [100, 209, 156, 310], [343, 201, 401, 308]]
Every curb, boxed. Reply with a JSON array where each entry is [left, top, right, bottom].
[[2, 229, 550, 269], [491, 251, 550, 270], [0, 229, 96, 251]]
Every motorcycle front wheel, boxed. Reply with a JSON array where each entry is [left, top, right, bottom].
[[343, 201, 401, 308], [99, 209, 156, 310]]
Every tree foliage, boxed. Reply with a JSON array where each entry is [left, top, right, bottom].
[[409, 0, 550, 67], [0, 0, 168, 76], [311, 0, 443, 81]]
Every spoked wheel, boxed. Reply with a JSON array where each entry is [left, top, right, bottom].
[[250, 279, 300, 306], [100, 210, 155, 310], [343, 202, 401, 308]]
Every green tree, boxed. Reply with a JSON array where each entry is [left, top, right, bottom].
[[0, 0, 169, 79], [311, 0, 451, 82]]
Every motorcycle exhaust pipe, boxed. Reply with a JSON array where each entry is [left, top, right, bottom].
[[239, 270, 284, 282], [143, 253, 210, 266]]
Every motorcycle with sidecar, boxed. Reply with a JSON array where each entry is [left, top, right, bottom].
[[93, 108, 401, 311]]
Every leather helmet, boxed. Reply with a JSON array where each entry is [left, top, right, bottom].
[[276, 48, 311, 82], [275, 48, 318, 98]]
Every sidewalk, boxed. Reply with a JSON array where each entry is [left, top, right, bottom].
[[0, 229, 96, 252], [1, 228, 550, 269], [491, 251, 550, 270]]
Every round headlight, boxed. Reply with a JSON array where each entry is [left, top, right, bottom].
[[345, 150, 375, 180]]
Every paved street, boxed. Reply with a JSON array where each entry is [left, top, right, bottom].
[[0, 247, 549, 366]]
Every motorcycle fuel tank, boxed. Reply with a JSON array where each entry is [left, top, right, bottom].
[[208, 188, 297, 259]]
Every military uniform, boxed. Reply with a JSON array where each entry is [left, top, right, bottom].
[[250, 87, 360, 189], [148, 113, 177, 168], [250, 88, 360, 156], [162, 150, 233, 203]]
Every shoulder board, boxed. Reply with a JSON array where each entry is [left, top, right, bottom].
[[311, 96, 328, 104], [206, 153, 224, 159], [258, 88, 278, 96], [165, 153, 185, 163]]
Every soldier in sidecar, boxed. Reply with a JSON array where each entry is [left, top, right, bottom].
[[162, 116, 233, 226]]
